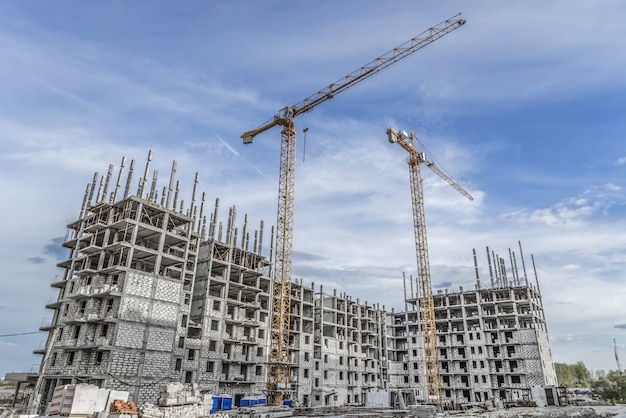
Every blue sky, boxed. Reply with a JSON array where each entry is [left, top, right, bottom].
[[1, 1, 626, 376]]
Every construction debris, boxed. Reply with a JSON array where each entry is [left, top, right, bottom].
[[156, 383, 202, 407], [237, 406, 294, 418], [109, 400, 137, 414], [46, 384, 130, 417], [140, 383, 213, 418]]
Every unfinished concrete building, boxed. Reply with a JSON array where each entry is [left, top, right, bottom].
[[189, 225, 273, 402], [33, 152, 557, 412], [32, 152, 279, 410], [33, 153, 206, 409], [387, 246, 557, 408], [32, 152, 391, 411], [308, 287, 388, 407]]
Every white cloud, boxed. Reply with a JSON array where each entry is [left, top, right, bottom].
[[552, 335, 583, 343], [2, 0, 626, 376], [502, 184, 624, 226]]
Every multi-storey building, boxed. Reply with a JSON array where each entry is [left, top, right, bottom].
[[309, 287, 388, 407], [386, 304, 427, 407], [32, 152, 557, 412], [190, 232, 273, 403], [31, 153, 391, 411], [33, 154, 205, 410], [285, 280, 316, 406], [387, 255, 557, 408]]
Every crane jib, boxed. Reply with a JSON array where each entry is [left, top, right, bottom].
[[292, 15, 465, 118], [242, 14, 466, 142]]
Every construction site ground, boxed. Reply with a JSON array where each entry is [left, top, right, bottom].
[[291, 404, 626, 418], [440, 404, 626, 417]]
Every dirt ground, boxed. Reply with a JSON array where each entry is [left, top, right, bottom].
[[443, 404, 626, 417]]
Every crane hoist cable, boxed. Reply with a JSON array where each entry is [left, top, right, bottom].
[[241, 14, 466, 406]]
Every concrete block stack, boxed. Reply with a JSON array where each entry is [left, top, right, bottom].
[[157, 383, 202, 406], [140, 383, 214, 418]]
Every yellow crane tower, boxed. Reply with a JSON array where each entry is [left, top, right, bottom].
[[241, 15, 466, 405], [386, 127, 473, 405]]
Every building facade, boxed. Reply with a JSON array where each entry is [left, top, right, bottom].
[[34, 192, 202, 408], [386, 255, 557, 408]]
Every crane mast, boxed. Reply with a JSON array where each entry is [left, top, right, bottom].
[[387, 128, 473, 405], [613, 338, 622, 374], [241, 16, 466, 406]]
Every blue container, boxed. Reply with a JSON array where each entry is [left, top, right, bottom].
[[256, 396, 267, 405], [221, 395, 233, 410], [211, 397, 220, 414], [282, 399, 293, 408], [240, 397, 252, 407]]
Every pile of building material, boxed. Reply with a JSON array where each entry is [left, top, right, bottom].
[[405, 405, 437, 418], [235, 405, 293, 418], [156, 383, 202, 407], [139, 383, 213, 418], [109, 400, 138, 415], [342, 406, 418, 418], [46, 384, 131, 417]]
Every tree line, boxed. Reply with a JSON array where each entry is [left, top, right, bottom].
[[555, 362, 625, 403]]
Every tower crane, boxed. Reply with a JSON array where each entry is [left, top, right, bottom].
[[241, 15, 466, 405], [386, 127, 473, 405]]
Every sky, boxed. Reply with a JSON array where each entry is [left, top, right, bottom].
[[1, 1, 626, 377]]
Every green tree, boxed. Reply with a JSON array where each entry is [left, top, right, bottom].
[[555, 363, 574, 386], [572, 361, 592, 387], [592, 371, 626, 403], [554, 362, 592, 387]]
